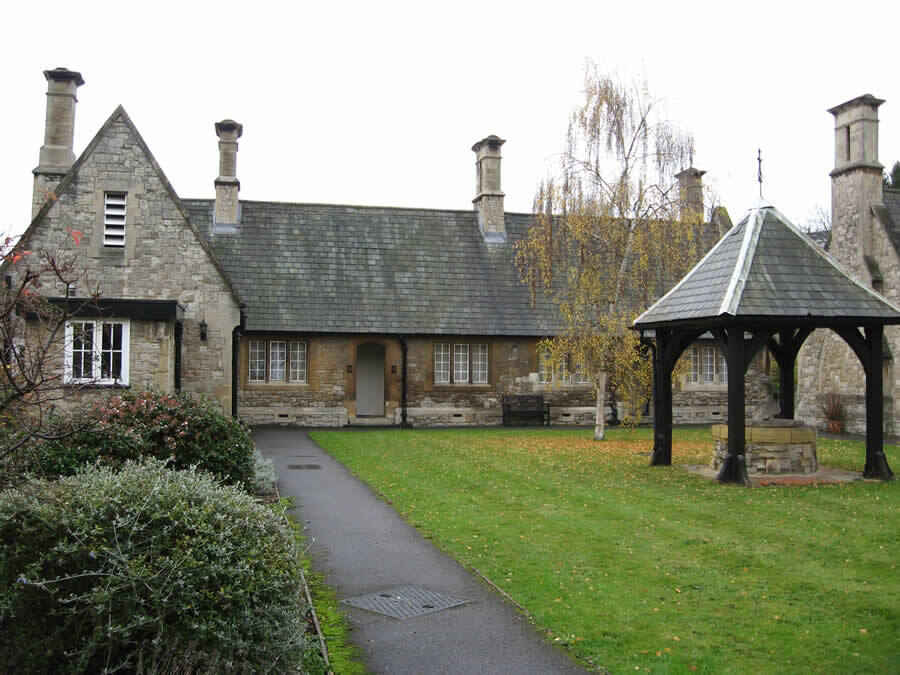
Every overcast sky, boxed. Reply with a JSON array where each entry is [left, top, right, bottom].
[[4, 1, 897, 237]]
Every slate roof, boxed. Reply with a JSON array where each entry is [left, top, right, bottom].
[[633, 200, 900, 328], [878, 187, 900, 256], [183, 200, 560, 335]]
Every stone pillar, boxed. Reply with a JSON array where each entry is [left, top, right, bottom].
[[828, 94, 884, 271], [472, 135, 506, 240], [214, 119, 243, 226], [32, 67, 84, 219], [675, 166, 705, 222]]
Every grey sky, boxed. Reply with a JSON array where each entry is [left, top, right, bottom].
[[4, 0, 897, 237]]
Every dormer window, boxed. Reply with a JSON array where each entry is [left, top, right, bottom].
[[104, 192, 126, 247]]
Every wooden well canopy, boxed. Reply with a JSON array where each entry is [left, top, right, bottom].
[[632, 200, 900, 483]]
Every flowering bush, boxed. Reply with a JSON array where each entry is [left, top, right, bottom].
[[32, 390, 255, 488], [0, 459, 313, 673]]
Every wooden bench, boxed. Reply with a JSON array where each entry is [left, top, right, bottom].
[[502, 394, 550, 426]]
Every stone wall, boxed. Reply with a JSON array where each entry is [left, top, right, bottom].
[[237, 333, 768, 427], [711, 422, 818, 475], [237, 334, 350, 426], [42, 318, 175, 413], [18, 111, 242, 411], [796, 172, 899, 435], [237, 334, 597, 426], [673, 350, 770, 423]]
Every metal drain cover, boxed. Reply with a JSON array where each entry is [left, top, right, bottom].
[[287, 464, 321, 470], [342, 585, 472, 619]]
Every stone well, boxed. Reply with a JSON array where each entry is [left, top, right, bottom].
[[711, 420, 818, 475]]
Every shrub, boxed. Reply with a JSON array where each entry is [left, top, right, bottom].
[[252, 447, 278, 496], [0, 459, 313, 673], [32, 390, 255, 488]]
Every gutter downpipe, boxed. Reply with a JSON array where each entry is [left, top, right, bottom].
[[231, 308, 247, 418], [399, 335, 410, 428], [174, 321, 183, 391]]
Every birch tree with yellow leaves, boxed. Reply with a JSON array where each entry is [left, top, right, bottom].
[[516, 68, 712, 440]]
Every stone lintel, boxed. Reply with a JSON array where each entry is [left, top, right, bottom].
[[675, 167, 706, 180], [472, 190, 505, 203], [471, 135, 505, 153], [829, 161, 884, 178], [828, 94, 885, 117], [44, 66, 85, 87], [215, 119, 243, 139]]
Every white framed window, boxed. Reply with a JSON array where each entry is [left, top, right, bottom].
[[249, 337, 308, 383], [717, 350, 728, 384], [104, 192, 127, 247], [290, 341, 307, 382], [435, 343, 450, 383], [65, 319, 129, 385], [690, 344, 727, 385], [249, 340, 266, 381], [538, 349, 551, 384], [435, 343, 489, 384], [453, 344, 469, 383], [472, 344, 489, 384], [269, 341, 286, 381], [571, 362, 590, 384], [539, 348, 589, 384], [702, 346, 716, 383]]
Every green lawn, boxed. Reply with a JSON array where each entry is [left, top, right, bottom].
[[310, 428, 899, 674]]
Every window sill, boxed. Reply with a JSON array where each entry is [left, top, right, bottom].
[[535, 383, 592, 390], [432, 383, 492, 390], [245, 381, 309, 389], [683, 383, 728, 391], [65, 382, 131, 389]]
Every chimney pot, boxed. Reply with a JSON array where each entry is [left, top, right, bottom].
[[472, 135, 506, 241], [214, 119, 242, 226], [675, 166, 705, 221], [828, 94, 883, 177], [33, 67, 84, 218]]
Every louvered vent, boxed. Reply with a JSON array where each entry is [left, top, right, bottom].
[[104, 192, 126, 247]]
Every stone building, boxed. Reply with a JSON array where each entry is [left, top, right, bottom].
[[15, 68, 757, 427], [797, 95, 900, 434]]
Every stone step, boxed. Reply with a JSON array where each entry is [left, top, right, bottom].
[[348, 416, 395, 426]]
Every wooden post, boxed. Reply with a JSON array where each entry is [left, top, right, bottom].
[[650, 329, 673, 466], [717, 328, 750, 485], [863, 325, 893, 479], [778, 329, 795, 419]]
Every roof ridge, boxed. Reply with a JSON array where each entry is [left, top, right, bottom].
[[771, 203, 900, 315], [182, 197, 535, 217], [718, 207, 763, 316], [632, 221, 736, 325]]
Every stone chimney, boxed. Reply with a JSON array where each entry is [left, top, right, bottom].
[[214, 119, 243, 226], [33, 67, 84, 218], [472, 135, 506, 241], [675, 166, 705, 221], [828, 94, 884, 270]]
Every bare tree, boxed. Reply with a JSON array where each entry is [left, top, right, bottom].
[[0, 195, 98, 486]]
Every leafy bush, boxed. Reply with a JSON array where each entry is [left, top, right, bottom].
[[31, 390, 255, 488], [252, 447, 278, 496], [0, 459, 313, 673]]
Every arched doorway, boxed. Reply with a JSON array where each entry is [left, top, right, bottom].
[[357, 343, 385, 416]]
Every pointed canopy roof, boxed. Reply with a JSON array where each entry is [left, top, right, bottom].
[[634, 200, 900, 329]]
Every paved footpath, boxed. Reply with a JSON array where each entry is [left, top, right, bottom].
[[254, 427, 586, 675]]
